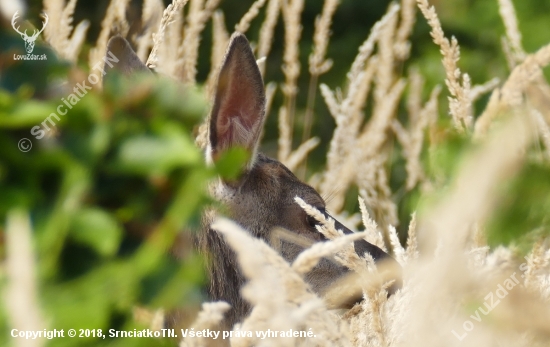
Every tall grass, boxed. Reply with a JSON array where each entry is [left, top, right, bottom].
[[1, 0, 550, 346]]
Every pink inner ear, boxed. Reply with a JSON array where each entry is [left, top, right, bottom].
[[214, 62, 263, 154]]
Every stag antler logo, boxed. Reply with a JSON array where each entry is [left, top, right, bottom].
[[11, 11, 48, 54]]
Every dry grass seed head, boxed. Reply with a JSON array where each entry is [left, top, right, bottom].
[[89, 0, 131, 72], [416, 0, 472, 132], [179, 302, 230, 347], [205, 10, 229, 95], [43, 0, 90, 62], [135, 0, 164, 61], [4, 211, 46, 340], [474, 44, 550, 137], [394, 0, 417, 60], [257, 0, 281, 76], [498, 0, 526, 65], [358, 196, 387, 252], [211, 218, 351, 347], [280, 0, 304, 99], [176, 0, 221, 83], [405, 212, 418, 261], [309, 0, 339, 76], [146, 0, 187, 69], [234, 0, 268, 34]]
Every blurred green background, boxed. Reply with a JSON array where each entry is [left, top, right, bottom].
[[1, 0, 550, 346], [17, 0, 550, 160]]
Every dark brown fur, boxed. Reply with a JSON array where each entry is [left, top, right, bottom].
[[105, 33, 401, 331]]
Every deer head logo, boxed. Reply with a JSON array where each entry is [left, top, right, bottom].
[[11, 11, 48, 54]]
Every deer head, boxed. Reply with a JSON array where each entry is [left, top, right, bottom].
[[203, 33, 401, 326], [102, 33, 402, 329], [11, 11, 48, 54]]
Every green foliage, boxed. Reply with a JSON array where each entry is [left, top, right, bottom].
[[419, 121, 550, 253], [214, 147, 251, 181], [486, 162, 550, 254], [0, 44, 213, 346]]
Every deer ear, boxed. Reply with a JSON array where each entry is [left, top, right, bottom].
[[104, 35, 150, 77], [208, 33, 266, 166]]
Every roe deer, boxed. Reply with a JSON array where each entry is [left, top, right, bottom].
[[105, 33, 401, 329]]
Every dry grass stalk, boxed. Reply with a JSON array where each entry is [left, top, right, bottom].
[[499, 44, 550, 106], [405, 212, 418, 260], [394, 0, 417, 60], [469, 77, 500, 102], [235, 0, 268, 34], [280, 0, 304, 98], [393, 84, 441, 190], [295, 196, 370, 272], [146, 0, 189, 69], [358, 159, 400, 235], [294, 197, 341, 240], [358, 197, 387, 252], [388, 225, 406, 266], [474, 44, 550, 137], [264, 82, 277, 122], [155, 1, 185, 76], [211, 218, 352, 347], [344, 249, 401, 347], [176, 0, 221, 83], [423, 113, 532, 256], [257, 0, 281, 77], [205, 10, 229, 95], [135, 0, 164, 61], [523, 240, 550, 296], [42, 0, 64, 51], [501, 35, 517, 71], [277, 106, 292, 162], [279, 0, 305, 162], [416, 0, 472, 132], [292, 231, 367, 274], [285, 137, 320, 172], [301, 0, 339, 153], [374, 3, 399, 105], [89, 0, 131, 72], [498, 0, 526, 66], [0, 0, 25, 20], [179, 302, 230, 347], [392, 115, 537, 347], [133, 307, 165, 331], [349, 4, 399, 81], [4, 210, 45, 347], [319, 60, 378, 211], [43, 0, 89, 62], [405, 68, 424, 124], [319, 4, 406, 214], [362, 286, 389, 347], [309, 0, 338, 76], [351, 75, 406, 225], [531, 108, 550, 160]]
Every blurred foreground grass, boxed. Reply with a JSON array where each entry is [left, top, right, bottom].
[[1, 3, 550, 344], [0, 30, 233, 346]]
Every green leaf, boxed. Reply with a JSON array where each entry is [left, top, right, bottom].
[[70, 208, 123, 257], [214, 147, 250, 181], [115, 126, 201, 176], [486, 163, 550, 254], [0, 100, 57, 128]]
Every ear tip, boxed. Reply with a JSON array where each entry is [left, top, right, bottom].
[[228, 32, 251, 49], [107, 35, 131, 54]]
